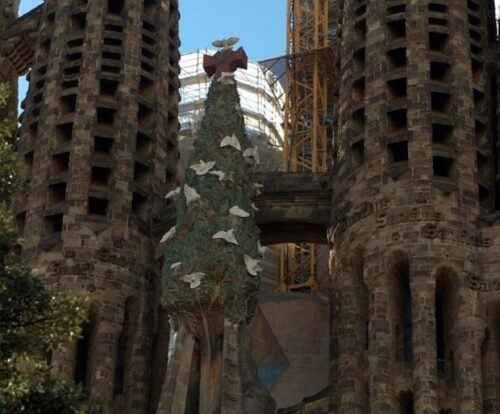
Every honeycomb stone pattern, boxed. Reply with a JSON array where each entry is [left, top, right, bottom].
[[2, 0, 500, 413], [9, 0, 180, 412], [328, 0, 500, 413]]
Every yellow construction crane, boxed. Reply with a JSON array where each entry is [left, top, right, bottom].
[[278, 0, 334, 293]]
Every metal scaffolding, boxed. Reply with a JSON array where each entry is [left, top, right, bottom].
[[278, 0, 335, 293]]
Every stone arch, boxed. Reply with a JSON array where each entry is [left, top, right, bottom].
[[149, 306, 171, 414], [74, 302, 99, 389], [386, 250, 412, 364], [434, 266, 459, 382], [396, 389, 414, 413], [113, 296, 139, 400]]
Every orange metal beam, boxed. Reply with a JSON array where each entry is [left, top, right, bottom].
[[279, 0, 332, 294]]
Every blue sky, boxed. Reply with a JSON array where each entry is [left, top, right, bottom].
[[18, 0, 286, 102]]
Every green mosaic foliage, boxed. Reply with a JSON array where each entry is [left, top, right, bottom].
[[161, 74, 262, 336]]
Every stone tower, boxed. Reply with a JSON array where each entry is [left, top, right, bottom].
[[329, 0, 500, 413], [7, 0, 181, 412]]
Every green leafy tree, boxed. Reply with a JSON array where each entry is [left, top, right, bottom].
[[0, 83, 89, 413]]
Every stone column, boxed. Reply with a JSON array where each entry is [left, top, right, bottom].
[[367, 268, 395, 413], [453, 287, 484, 414], [337, 266, 368, 413], [410, 266, 438, 413], [89, 316, 121, 410]]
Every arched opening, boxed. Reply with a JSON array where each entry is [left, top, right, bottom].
[[389, 251, 412, 365], [149, 306, 171, 414], [74, 304, 99, 388], [397, 390, 414, 414], [113, 297, 138, 398], [435, 268, 457, 382], [74, 323, 91, 386]]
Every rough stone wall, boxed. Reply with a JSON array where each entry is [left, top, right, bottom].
[[329, 0, 499, 413], [10, 1, 180, 412]]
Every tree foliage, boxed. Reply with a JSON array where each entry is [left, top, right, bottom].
[[0, 83, 89, 413]]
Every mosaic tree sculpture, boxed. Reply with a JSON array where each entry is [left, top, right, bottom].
[[161, 40, 266, 413]]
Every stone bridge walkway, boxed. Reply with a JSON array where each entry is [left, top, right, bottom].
[[154, 172, 332, 247]]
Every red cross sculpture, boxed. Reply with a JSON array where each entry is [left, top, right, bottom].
[[203, 47, 248, 77]]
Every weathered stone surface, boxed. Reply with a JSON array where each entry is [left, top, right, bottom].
[[4, 0, 500, 412], [5, 1, 181, 412], [327, 1, 500, 413]]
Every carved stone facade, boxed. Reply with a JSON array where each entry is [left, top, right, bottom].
[[328, 0, 500, 413], [5, 1, 180, 412], [3, 0, 500, 413]]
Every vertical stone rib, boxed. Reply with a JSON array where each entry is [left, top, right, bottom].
[[454, 288, 484, 414], [364, 0, 385, 172], [367, 268, 394, 413], [337, 264, 367, 413], [410, 266, 437, 413], [449, 0, 478, 203], [407, 0, 433, 178]]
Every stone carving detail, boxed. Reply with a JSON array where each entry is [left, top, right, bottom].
[[421, 224, 492, 248], [467, 272, 500, 291], [376, 209, 443, 228], [47, 260, 95, 276], [97, 248, 145, 273], [333, 200, 447, 234]]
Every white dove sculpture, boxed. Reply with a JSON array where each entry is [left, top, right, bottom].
[[184, 184, 201, 205], [160, 226, 176, 243], [189, 160, 216, 176], [229, 206, 250, 218], [251, 202, 260, 211], [180, 272, 206, 289], [209, 170, 226, 181], [170, 262, 182, 269], [220, 134, 241, 151], [244, 255, 263, 276], [211, 37, 239, 49], [165, 186, 181, 199], [243, 146, 260, 166], [218, 72, 236, 85], [257, 241, 268, 257], [212, 229, 239, 245]]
